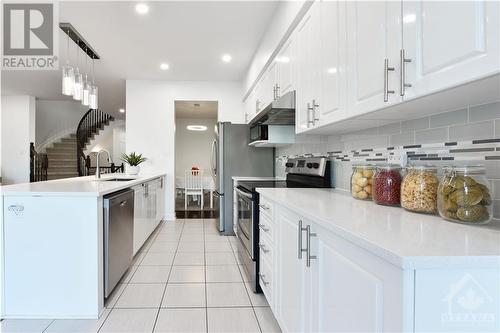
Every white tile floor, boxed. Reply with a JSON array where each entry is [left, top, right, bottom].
[[0, 218, 282, 333]]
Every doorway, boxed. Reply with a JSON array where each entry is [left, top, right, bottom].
[[174, 101, 218, 218]]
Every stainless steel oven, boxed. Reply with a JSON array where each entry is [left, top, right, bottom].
[[235, 186, 261, 292]]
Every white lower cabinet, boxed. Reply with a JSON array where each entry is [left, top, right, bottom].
[[133, 177, 164, 255], [275, 205, 406, 333]]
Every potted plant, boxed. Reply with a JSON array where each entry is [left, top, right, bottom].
[[121, 152, 147, 175]]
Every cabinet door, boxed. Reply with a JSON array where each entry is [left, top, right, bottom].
[[296, 1, 321, 133], [402, 1, 499, 100], [308, 223, 406, 332], [318, 0, 347, 126], [276, 34, 296, 97], [156, 177, 165, 223], [346, 0, 402, 116], [133, 186, 146, 254], [276, 209, 307, 333]]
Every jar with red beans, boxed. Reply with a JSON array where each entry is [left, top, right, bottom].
[[373, 165, 403, 206]]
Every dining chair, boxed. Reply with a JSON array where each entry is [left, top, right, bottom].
[[184, 170, 204, 210]]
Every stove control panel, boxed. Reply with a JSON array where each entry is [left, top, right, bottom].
[[285, 157, 327, 177]]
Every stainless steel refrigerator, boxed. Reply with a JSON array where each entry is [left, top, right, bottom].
[[210, 122, 274, 234]]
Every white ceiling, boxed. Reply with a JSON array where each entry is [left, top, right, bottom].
[[175, 100, 218, 119], [1, 1, 280, 118]]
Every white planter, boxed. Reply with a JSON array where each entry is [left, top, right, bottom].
[[126, 165, 140, 175]]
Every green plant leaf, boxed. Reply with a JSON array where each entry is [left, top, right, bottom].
[[121, 152, 147, 166]]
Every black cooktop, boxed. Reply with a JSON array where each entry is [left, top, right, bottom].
[[238, 180, 288, 192]]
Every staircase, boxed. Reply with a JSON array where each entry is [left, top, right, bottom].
[[45, 134, 79, 180]]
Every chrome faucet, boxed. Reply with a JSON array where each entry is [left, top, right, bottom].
[[96, 149, 112, 179]]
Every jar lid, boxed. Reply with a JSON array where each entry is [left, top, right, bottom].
[[353, 164, 375, 169], [407, 165, 437, 171], [443, 165, 486, 174], [376, 164, 402, 170]]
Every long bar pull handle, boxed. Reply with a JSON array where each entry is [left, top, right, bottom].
[[276, 84, 280, 99], [307, 103, 314, 128], [298, 220, 304, 259], [273, 85, 277, 100], [312, 99, 320, 123], [384, 58, 395, 102], [306, 225, 317, 267], [400, 49, 412, 96]]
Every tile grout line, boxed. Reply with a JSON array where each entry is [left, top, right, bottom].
[[151, 220, 184, 333], [203, 218, 209, 333]]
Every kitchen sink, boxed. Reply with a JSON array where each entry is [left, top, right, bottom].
[[104, 178, 136, 182]]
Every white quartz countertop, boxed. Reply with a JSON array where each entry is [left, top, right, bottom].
[[232, 176, 285, 181], [0, 173, 166, 197], [257, 188, 500, 269]]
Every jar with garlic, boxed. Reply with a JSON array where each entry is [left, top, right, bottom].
[[350, 165, 375, 200]]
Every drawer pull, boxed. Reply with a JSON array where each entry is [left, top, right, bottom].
[[259, 204, 270, 210], [259, 243, 270, 253], [259, 224, 270, 232], [259, 273, 270, 286]]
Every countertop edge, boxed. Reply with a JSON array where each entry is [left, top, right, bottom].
[[256, 187, 500, 270]]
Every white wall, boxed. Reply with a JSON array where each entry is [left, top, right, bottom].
[[126, 80, 243, 220], [35, 100, 88, 150], [1, 96, 36, 185], [175, 117, 217, 179], [243, 1, 309, 94]]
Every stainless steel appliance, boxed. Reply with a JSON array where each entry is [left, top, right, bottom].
[[210, 122, 274, 234], [249, 124, 295, 147], [249, 90, 296, 125], [104, 189, 134, 298], [236, 157, 332, 292]]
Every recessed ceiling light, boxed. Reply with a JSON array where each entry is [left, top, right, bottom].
[[222, 54, 232, 63], [160, 63, 169, 70], [187, 125, 208, 131], [135, 3, 149, 15], [119, 108, 125, 113]]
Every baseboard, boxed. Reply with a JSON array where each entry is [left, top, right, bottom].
[[164, 212, 176, 221]]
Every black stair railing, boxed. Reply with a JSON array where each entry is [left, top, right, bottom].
[[76, 109, 114, 176], [30, 142, 48, 182]]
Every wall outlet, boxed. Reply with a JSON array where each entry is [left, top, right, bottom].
[[388, 153, 408, 167]]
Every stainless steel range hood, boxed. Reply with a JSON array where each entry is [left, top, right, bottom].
[[249, 90, 296, 126]]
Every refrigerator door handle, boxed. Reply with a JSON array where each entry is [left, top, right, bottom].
[[210, 139, 217, 180]]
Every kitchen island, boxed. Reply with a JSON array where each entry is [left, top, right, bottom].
[[257, 187, 500, 333], [0, 173, 166, 319]]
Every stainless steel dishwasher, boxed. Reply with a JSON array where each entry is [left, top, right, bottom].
[[104, 189, 134, 298]]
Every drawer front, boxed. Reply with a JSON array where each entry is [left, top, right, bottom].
[[259, 255, 273, 303], [259, 197, 274, 218], [259, 212, 273, 239], [259, 233, 273, 264]]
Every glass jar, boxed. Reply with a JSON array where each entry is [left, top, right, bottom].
[[350, 165, 375, 200], [401, 166, 439, 214], [437, 166, 493, 225], [373, 165, 402, 206]]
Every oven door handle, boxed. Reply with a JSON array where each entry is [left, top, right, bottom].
[[235, 187, 253, 199]]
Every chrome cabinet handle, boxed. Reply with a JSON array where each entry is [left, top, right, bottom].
[[259, 273, 270, 286], [298, 220, 307, 259], [256, 100, 260, 112], [400, 49, 412, 96], [273, 85, 277, 100], [384, 58, 395, 102], [276, 84, 280, 99], [8, 204, 24, 215], [259, 204, 270, 210], [312, 99, 320, 123], [307, 103, 314, 127], [259, 243, 270, 253], [259, 224, 270, 232], [305, 224, 317, 267]]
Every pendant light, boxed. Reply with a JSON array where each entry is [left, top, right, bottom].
[[73, 39, 83, 101], [89, 57, 98, 110], [62, 29, 74, 96], [82, 46, 90, 106]]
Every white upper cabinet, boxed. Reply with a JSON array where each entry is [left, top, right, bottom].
[[346, 0, 403, 116], [276, 34, 296, 98], [318, 0, 347, 126], [402, 1, 499, 100], [296, 1, 321, 133]]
